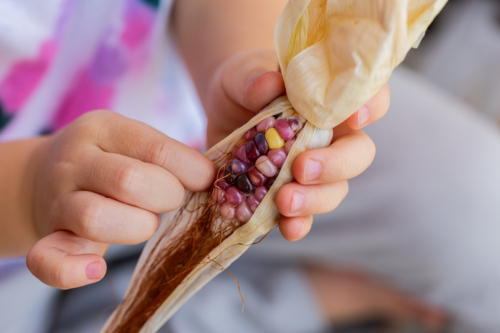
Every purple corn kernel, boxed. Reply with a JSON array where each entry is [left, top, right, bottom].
[[226, 186, 245, 206], [256, 116, 276, 132], [248, 167, 267, 187], [254, 132, 269, 154], [236, 201, 252, 223], [265, 176, 277, 189], [244, 128, 257, 141], [224, 166, 236, 184], [236, 173, 255, 194], [245, 141, 262, 162], [247, 195, 260, 213], [216, 178, 230, 190], [220, 202, 236, 220], [255, 156, 278, 178], [254, 186, 268, 202], [231, 158, 250, 175], [236, 145, 252, 165], [274, 119, 295, 141], [287, 117, 302, 131], [284, 139, 295, 154], [267, 149, 287, 169]]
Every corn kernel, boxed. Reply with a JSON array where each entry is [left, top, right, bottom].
[[265, 128, 285, 149]]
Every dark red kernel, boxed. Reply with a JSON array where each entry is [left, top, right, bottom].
[[245, 141, 262, 162], [224, 166, 236, 184], [254, 133, 269, 154], [265, 176, 277, 189], [217, 178, 230, 190], [236, 173, 255, 194], [236, 145, 252, 165], [244, 128, 257, 141], [287, 117, 301, 131], [226, 186, 245, 206], [268, 149, 287, 169], [255, 186, 268, 201], [275, 119, 295, 141], [247, 195, 260, 212], [248, 167, 268, 187]]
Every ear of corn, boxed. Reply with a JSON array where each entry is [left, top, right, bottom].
[[102, 1, 447, 332]]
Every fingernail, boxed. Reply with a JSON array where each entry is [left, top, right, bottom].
[[290, 191, 305, 214], [86, 262, 102, 280], [305, 159, 322, 182], [358, 105, 370, 127]]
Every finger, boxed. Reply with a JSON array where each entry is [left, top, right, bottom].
[[75, 149, 185, 213], [279, 215, 313, 242], [275, 180, 349, 217], [207, 51, 285, 145], [345, 83, 391, 130], [293, 130, 376, 185], [80, 111, 217, 192], [54, 191, 158, 245], [26, 231, 108, 289], [221, 49, 285, 112]]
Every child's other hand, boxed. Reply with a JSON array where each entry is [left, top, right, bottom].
[[205, 49, 390, 242], [26, 112, 217, 289]]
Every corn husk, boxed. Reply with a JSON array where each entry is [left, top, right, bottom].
[[102, 1, 447, 332]]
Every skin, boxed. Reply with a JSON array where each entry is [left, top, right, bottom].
[[0, 0, 390, 294]]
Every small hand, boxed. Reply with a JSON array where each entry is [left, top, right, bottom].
[[205, 49, 390, 241], [26, 112, 216, 289]]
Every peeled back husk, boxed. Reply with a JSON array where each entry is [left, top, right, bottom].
[[102, 1, 447, 332]]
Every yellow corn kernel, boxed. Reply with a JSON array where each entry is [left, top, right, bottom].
[[265, 128, 285, 149]]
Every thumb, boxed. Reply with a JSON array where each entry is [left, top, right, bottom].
[[221, 50, 285, 112]]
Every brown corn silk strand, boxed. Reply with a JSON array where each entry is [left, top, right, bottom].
[[105, 113, 294, 333]]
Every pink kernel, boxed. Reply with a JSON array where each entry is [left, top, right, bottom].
[[220, 202, 235, 220], [247, 195, 260, 213], [256, 117, 276, 132], [255, 186, 268, 202], [275, 119, 295, 141], [226, 186, 245, 206], [255, 156, 278, 178], [244, 128, 257, 140], [267, 149, 287, 169], [236, 201, 253, 223], [248, 167, 267, 187], [285, 139, 295, 154]]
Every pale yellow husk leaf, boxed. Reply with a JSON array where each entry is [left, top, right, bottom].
[[102, 1, 447, 332], [277, 0, 448, 129]]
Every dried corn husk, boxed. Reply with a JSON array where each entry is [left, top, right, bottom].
[[102, 1, 447, 332]]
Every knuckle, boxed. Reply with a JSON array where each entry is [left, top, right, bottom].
[[146, 139, 171, 166], [71, 110, 114, 140], [116, 163, 144, 198], [79, 198, 105, 238], [336, 154, 350, 180]]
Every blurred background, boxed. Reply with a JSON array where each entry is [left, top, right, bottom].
[[1, 0, 500, 332], [405, 0, 500, 127]]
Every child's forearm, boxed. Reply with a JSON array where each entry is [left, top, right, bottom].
[[0, 138, 43, 256], [173, 0, 288, 105]]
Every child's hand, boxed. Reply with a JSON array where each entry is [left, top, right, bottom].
[[26, 111, 217, 289], [204, 49, 390, 241]]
